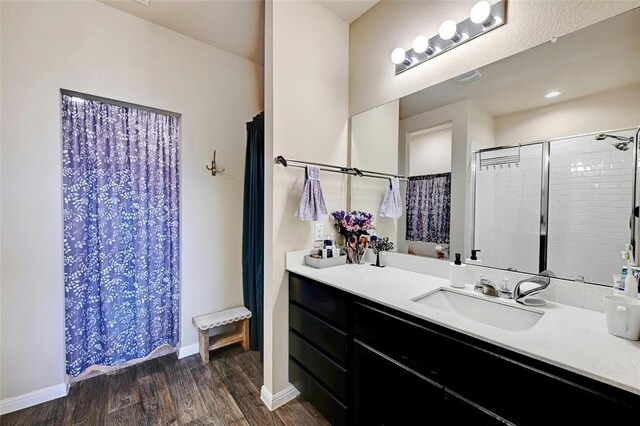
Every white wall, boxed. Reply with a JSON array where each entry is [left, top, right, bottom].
[[349, 0, 640, 115], [350, 99, 399, 240], [0, 0, 262, 403], [494, 83, 640, 146], [264, 0, 349, 396], [408, 124, 452, 176]]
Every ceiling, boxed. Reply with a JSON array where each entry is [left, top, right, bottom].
[[400, 8, 640, 119], [100, 0, 379, 65], [100, 0, 265, 64], [317, 0, 379, 23]]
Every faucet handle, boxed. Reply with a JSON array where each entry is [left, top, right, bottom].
[[475, 278, 499, 297], [498, 277, 512, 298]]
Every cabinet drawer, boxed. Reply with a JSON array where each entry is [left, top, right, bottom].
[[289, 273, 348, 330], [289, 330, 347, 401], [289, 358, 347, 426], [354, 301, 449, 383], [445, 337, 639, 425], [353, 340, 444, 425], [289, 302, 348, 365], [444, 391, 511, 425]]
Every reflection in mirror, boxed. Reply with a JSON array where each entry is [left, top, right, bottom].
[[546, 129, 638, 284], [349, 8, 640, 285], [350, 100, 400, 241], [402, 123, 452, 258], [474, 144, 542, 274]]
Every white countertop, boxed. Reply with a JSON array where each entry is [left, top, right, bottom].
[[286, 261, 640, 396]]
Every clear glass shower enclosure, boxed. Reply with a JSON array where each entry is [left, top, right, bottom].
[[472, 127, 639, 286]]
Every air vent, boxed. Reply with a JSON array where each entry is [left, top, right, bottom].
[[455, 70, 482, 85], [133, 0, 150, 6]]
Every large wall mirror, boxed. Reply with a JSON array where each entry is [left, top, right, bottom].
[[349, 7, 640, 287]]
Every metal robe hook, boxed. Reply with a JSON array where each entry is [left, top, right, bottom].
[[206, 150, 226, 176]]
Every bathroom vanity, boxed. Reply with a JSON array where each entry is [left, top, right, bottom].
[[286, 263, 640, 425]]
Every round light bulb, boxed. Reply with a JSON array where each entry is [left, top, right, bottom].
[[412, 35, 430, 54], [470, 1, 492, 25], [439, 20, 458, 41], [391, 47, 407, 65]]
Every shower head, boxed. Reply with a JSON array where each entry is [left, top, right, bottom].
[[594, 133, 634, 151]]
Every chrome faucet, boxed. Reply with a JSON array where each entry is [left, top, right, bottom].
[[512, 270, 555, 303], [474, 277, 499, 297]]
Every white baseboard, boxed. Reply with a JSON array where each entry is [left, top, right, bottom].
[[178, 342, 199, 359], [0, 382, 68, 415], [260, 383, 300, 411]]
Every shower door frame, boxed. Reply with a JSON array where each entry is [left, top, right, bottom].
[[471, 126, 640, 284]]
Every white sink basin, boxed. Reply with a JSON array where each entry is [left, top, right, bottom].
[[413, 288, 544, 331]]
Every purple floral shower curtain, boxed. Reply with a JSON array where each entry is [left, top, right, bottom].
[[62, 94, 180, 377], [405, 173, 451, 244]]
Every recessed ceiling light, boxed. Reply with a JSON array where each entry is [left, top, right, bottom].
[[544, 90, 562, 98]]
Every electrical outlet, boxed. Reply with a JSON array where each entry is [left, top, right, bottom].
[[314, 223, 324, 241]]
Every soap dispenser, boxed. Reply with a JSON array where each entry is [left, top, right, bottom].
[[466, 249, 482, 266], [449, 253, 466, 289]]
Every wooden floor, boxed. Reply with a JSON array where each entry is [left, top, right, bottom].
[[1, 345, 329, 425]]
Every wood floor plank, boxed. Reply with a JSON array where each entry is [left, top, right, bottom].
[[135, 356, 163, 379], [222, 370, 284, 426], [159, 355, 208, 424], [0, 391, 68, 426], [298, 400, 332, 426], [106, 403, 143, 426], [71, 374, 108, 424], [26, 396, 68, 426], [274, 398, 323, 425], [0, 350, 327, 426], [138, 371, 178, 425], [107, 367, 140, 413], [208, 345, 244, 379], [190, 363, 248, 426], [230, 350, 263, 391]]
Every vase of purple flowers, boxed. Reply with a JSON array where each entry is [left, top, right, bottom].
[[332, 210, 375, 264]]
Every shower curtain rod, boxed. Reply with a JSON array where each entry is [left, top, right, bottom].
[[274, 156, 407, 181]]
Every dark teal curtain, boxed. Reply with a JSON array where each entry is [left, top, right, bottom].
[[242, 112, 264, 355]]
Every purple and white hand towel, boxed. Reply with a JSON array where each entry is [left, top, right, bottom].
[[295, 165, 328, 221], [379, 177, 402, 219]]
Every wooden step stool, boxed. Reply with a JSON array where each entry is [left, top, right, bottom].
[[192, 306, 252, 364]]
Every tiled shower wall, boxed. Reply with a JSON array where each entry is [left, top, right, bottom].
[[474, 128, 637, 286], [547, 130, 636, 284]]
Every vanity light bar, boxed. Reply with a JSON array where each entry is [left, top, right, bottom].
[[392, 0, 506, 75]]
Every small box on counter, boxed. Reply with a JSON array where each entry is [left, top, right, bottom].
[[305, 254, 347, 269]]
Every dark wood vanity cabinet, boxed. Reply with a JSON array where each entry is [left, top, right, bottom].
[[288, 274, 349, 425], [289, 273, 640, 425]]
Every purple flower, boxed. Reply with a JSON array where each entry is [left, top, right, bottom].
[[331, 210, 375, 236]]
